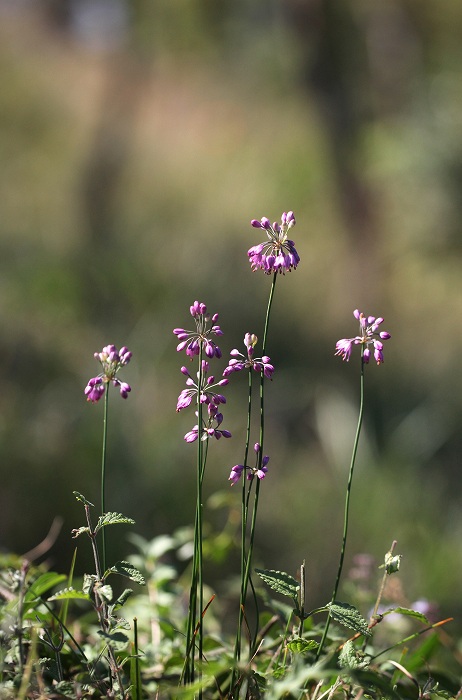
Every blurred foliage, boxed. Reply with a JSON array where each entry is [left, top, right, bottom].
[[1, 0, 462, 623]]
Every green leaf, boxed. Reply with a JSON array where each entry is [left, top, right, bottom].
[[255, 569, 300, 599], [83, 573, 97, 594], [97, 630, 129, 644], [338, 639, 369, 669], [286, 638, 319, 654], [97, 584, 113, 602], [349, 669, 402, 699], [95, 513, 135, 533], [105, 561, 146, 585], [111, 588, 133, 611], [383, 552, 401, 574], [48, 587, 90, 602], [73, 491, 94, 507], [328, 601, 371, 637], [383, 607, 429, 624], [25, 572, 67, 601]]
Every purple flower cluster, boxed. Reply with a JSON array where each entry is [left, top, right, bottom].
[[84, 344, 132, 403], [228, 443, 269, 484], [335, 310, 391, 365], [223, 333, 274, 379], [173, 301, 223, 359], [248, 211, 300, 274], [184, 411, 231, 443], [174, 302, 231, 443], [176, 362, 228, 414]]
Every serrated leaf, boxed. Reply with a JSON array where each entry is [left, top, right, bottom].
[[328, 601, 371, 637], [48, 587, 90, 602], [97, 584, 113, 602], [384, 553, 401, 574], [383, 607, 429, 624], [338, 639, 369, 669], [255, 569, 300, 599], [73, 491, 94, 507], [82, 574, 97, 595], [286, 638, 318, 654], [95, 512, 135, 533], [106, 561, 145, 585], [111, 588, 133, 611]]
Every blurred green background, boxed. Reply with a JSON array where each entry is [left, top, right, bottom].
[[1, 0, 462, 625]]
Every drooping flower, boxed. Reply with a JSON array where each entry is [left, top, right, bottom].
[[176, 361, 229, 414], [228, 443, 270, 484], [335, 310, 391, 365], [173, 301, 223, 359], [223, 333, 275, 379], [84, 344, 132, 402], [184, 411, 232, 444], [248, 211, 300, 274]]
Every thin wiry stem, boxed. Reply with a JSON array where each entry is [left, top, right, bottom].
[[100, 384, 109, 574], [232, 370, 253, 675], [316, 353, 365, 659], [183, 345, 205, 690]]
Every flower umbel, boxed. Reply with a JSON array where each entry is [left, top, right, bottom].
[[335, 310, 391, 364], [223, 333, 275, 379], [173, 300, 223, 359], [228, 443, 269, 484], [84, 344, 132, 402], [248, 211, 300, 274], [176, 361, 229, 414], [185, 411, 232, 443]]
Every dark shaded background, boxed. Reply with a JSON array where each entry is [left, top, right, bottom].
[[1, 0, 462, 620]]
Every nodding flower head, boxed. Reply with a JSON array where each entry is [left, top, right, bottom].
[[223, 333, 275, 379], [176, 361, 231, 444], [176, 361, 229, 414], [84, 344, 132, 402], [248, 211, 299, 274], [335, 310, 391, 365], [173, 301, 223, 359], [228, 448, 270, 485], [184, 410, 232, 444]]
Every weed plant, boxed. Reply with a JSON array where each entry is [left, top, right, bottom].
[[0, 212, 460, 699]]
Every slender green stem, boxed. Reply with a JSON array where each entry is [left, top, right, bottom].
[[316, 354, 365, 659], [197, 350, 204, 694], [233, 371, 253, 673], [230, 274, 278, 697], [100, 384, 109, 574], [242, 274, 277, 648], [183, 346, 205, 689]]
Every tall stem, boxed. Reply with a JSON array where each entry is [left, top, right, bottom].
[[243, 274, 277, 641], [233, 371, 253, 670], [100, 384, 109, 574], [317, 354, 365, 659], [183, 346, 205, 688]]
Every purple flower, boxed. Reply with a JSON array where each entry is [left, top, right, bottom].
[[184, 411, 232, 444], [223, 333, 275, 379], [176, 361, 229, 414], [173, 301, 223, 359], [176, 361, 231, 443], [228, 464, 245, 485], [335, 310, 391, 365], [85, 344, 132, 402], [248, 211, 300, 274], [228, 449, 270, 485], [84, 377, 105, 403]]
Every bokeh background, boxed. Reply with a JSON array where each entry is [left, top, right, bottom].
[[1, 0, 462, 626]]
